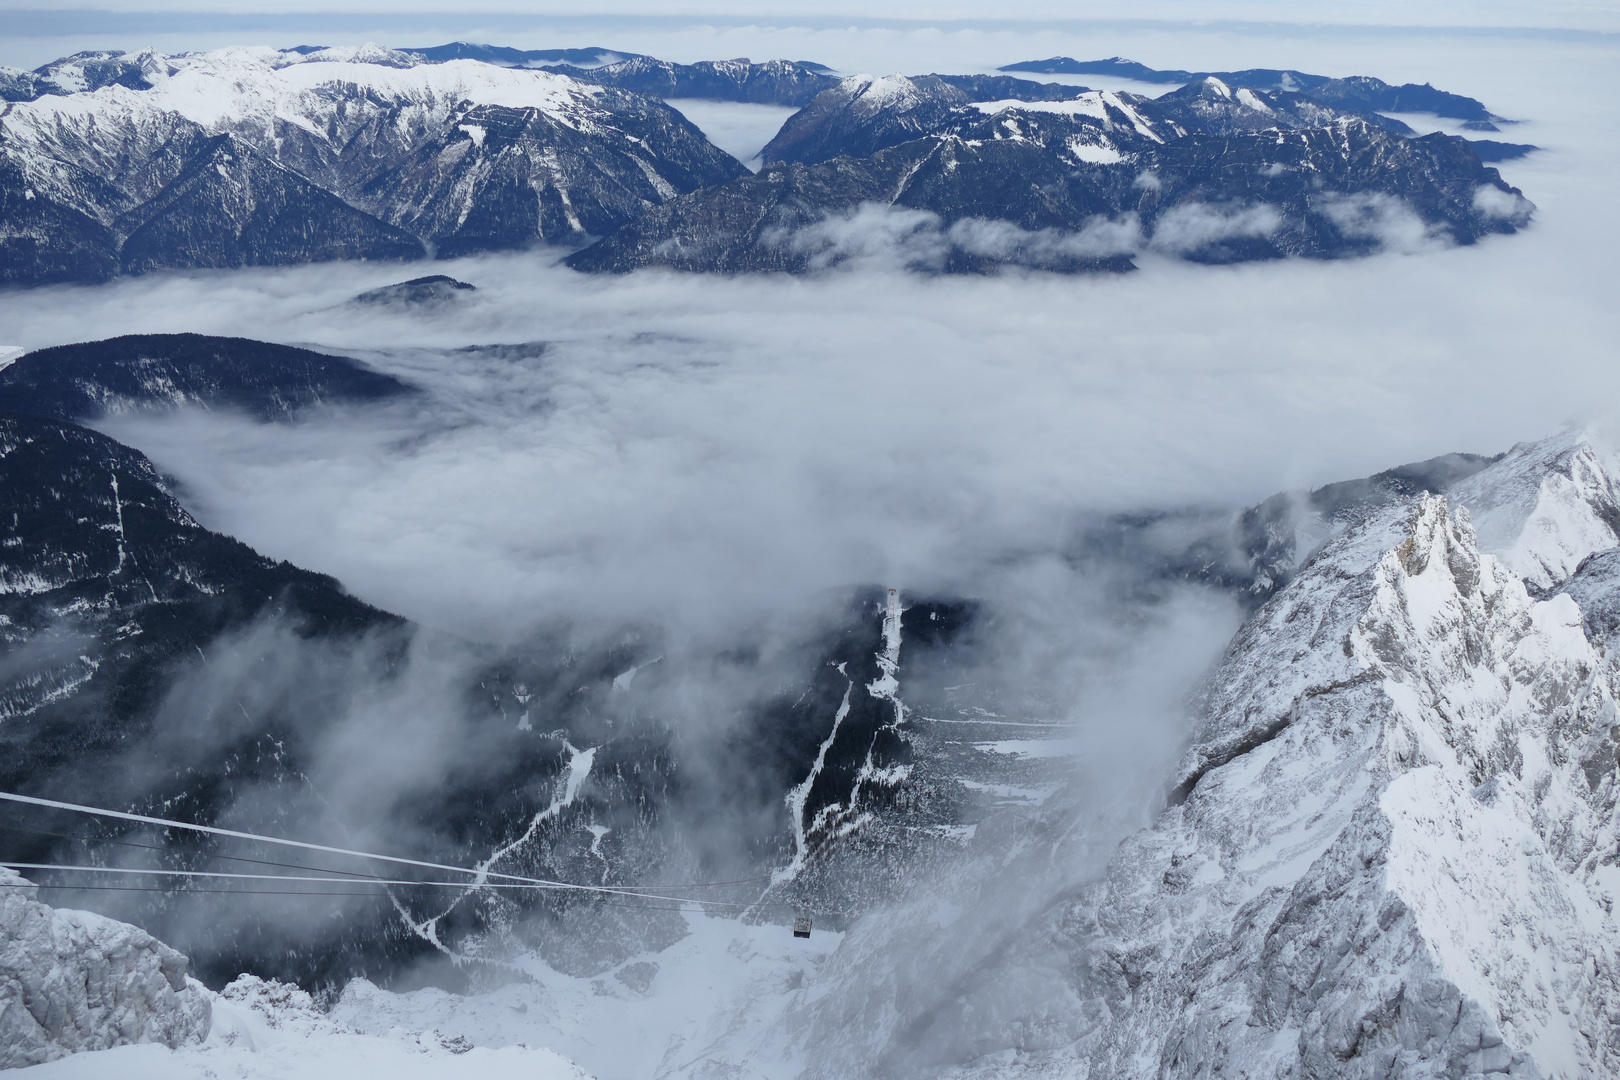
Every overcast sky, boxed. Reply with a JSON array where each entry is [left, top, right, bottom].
[[3, 1, 1618, 71], [3, 0, 1616, 25]]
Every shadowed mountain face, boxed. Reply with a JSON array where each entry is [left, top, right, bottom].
[[0, 157, 120, 287], [0, 333, 414, 422], [117, 135, 426, 274], [568, 115, 1528, 274], [0, 410, 404, 803]]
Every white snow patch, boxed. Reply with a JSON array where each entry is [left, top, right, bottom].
[[1066, 138, 1124, 164], [330, 910, 840, 1080], [971, 93, 1107, 120]]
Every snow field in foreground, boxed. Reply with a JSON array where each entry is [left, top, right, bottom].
[[14, 909, 842, 1080]]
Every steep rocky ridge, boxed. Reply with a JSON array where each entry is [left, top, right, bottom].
[[786, 431, 1620, 1080]]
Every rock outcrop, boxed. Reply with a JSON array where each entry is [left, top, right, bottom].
[[0, 867, 211, 1069]]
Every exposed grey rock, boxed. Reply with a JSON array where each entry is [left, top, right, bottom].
[[0, 866, 211, 1069], [1559, 548, 1620, 648]]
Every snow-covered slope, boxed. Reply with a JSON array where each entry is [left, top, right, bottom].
[[1447, 430, 1620, 593], [3, 857, 592, 1076], [14, 967, 595, 1079], [1, 867, 210, 1069], [1067, 497, 1618, 1078]]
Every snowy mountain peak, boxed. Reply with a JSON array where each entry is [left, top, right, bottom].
[[1447, 428, 1620, 592], [839, 73, 934, 113], [287, 42, 423, 69]]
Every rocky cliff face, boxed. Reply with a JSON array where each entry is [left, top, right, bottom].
[[0, 866, 211, 1069]]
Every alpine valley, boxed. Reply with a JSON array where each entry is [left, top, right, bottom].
[[0, 27, 1611, 1080]]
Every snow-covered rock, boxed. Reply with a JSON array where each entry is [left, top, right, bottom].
[[15, 970, 597, 1079], [1059, 492, 1620, 1079], [0, 867, 210, 1069], [1447, 429, 1620, 594]]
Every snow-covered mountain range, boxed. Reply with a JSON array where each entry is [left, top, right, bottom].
[[570, 72, 1531, 273], [0, 45, 1535, 284], [0, 46, 746, 284]]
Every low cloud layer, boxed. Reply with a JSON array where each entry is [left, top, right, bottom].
[[0, 17, 1609, 850], [4, 49, 1608, 640]]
